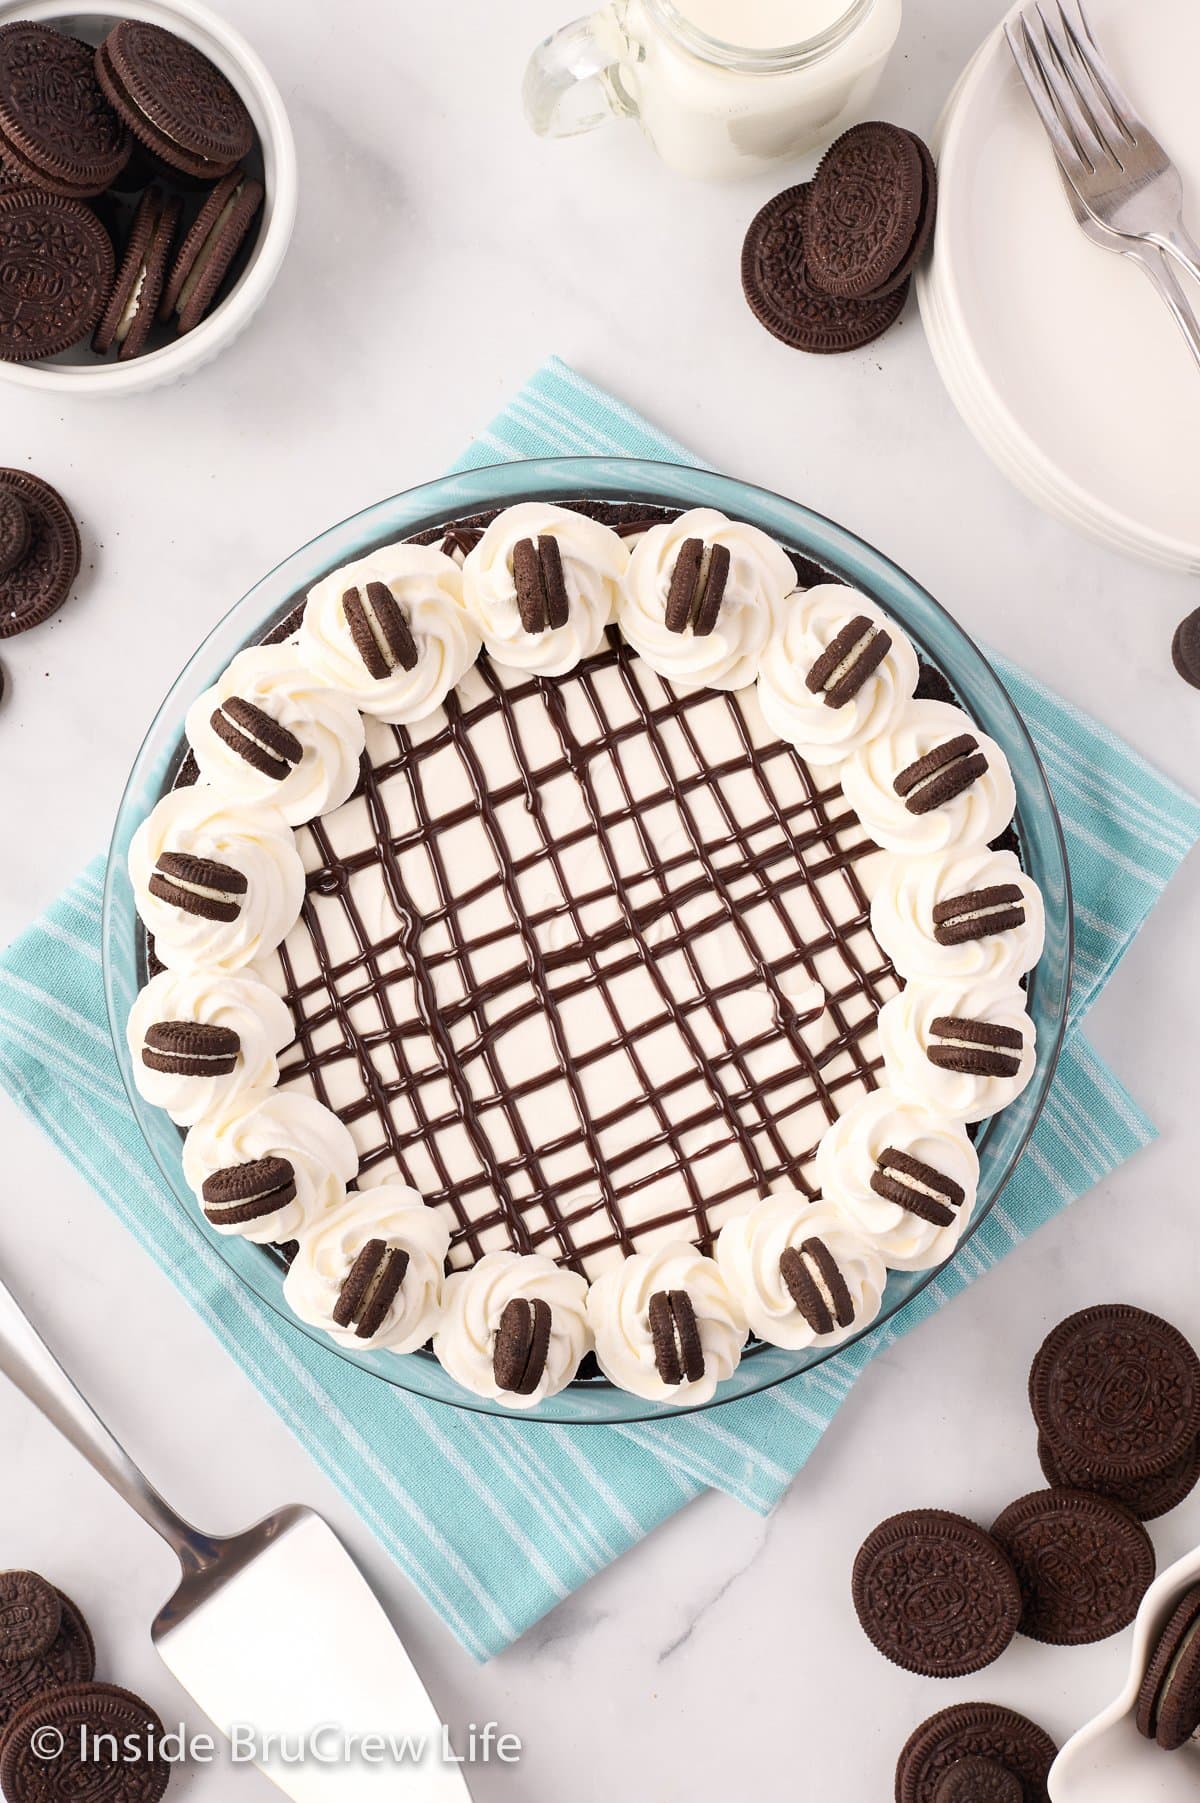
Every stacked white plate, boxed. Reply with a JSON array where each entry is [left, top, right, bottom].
[[917, 0, 1200, 573]]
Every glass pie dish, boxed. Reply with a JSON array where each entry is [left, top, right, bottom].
[[102, 456, 1073, 1424]]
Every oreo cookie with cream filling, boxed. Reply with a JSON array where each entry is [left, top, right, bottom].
[[0, 22, 130, 198], [0, 189, 113, 363], [0, 471, 81, 638], [806, 121, 925, 300], [160, 166, 264, 334], [95, 19, 253, 179], [741, 183, 909, 354], [93, 184, 179, 359]]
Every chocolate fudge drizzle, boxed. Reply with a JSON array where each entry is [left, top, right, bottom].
[[272, 521, 897, 1277]]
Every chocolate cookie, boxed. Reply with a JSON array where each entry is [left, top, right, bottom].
[[1135, 1584, 1200, 1749], [333, 1239, 410, 1341], [141, 1020, 240, 1076], [96, 20, 254, 180], [0, 1681, 169, 1802], [990, 1487, 1154, 1645], [806, 122, 924, 300], [0, 23, 130, 199], [0, 1590, 94, 1732], [1037, 1430, 1200, 1521], [0, 189, 113, 363], [1030, 1304, 1200, 1481], [852, 1509, 1021, 1677], [0, 472, 81, 639], [0, 487, 30, 577], [0, 1574, 60, 1666], [493, 1296, 552, 1394], [932, 1758, 1023, 1803], [160, 167, 263, 334], [1171, 607, 1200, 689], [741, 183, 909, 354], [895, 1704, 1057, 1803], [201, 1155, 295, 1227], [93, 185, 179, 359]]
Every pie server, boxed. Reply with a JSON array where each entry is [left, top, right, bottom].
[[0, 1272, 473, 1800]]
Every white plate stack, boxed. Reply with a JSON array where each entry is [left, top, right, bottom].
[[917, 0, 1200, 574]]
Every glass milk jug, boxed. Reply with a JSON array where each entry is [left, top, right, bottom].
[[524, 0, 903, 181]]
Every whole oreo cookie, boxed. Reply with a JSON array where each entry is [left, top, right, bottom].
[[990, 1487, 1154, 1645], [806, 121, 924, 300], [0, 488, 30, 578], [0, 1574, 60, 1666], [0, 1681, 169, 1802], [1030, 1304, 1200, 1482], [741, 183, 909, 355], [852, 1508, 1021, 1677], [0, 472, 81, 639], [94, 185, 180, 360], [1135, 1583, 1200, 1749], [0, 189, 114, 363], [96, 20, 254, 180], [0, 23, 130, 199], [895, 1703, 1057, 1803], [160, 166, 263, 335], [1171, 607, 1200, 689], [1037, 1429, 1200, 1521], [0, 1589, 94, 1732]]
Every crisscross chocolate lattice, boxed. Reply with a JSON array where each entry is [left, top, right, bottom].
[[272, 628, 899, 1279]]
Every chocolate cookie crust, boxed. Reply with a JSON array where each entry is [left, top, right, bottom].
[[852, 1508, 1021, 1677]]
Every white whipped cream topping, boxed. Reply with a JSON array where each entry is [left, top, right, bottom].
[[813, 1088, 980, 1271], [128, 786, 305, 977], [878, 979, 1037, 1124], [182, 1089, 358, 1243], [617, 507, 795, 691], [756, 583, 920, 767], [871, 845, 1045, 986], [434, 1251, 592, 1409], [185, 644, 365, 827], [461, 502, 628, 676], [586, 1239, 747, 1405], [285, 1186, 450, 1352], [840, 699, 1017, 855], [127, 968, 294, 1128], [715, 1190, 886, 1349], [296, 543, 481, 724]]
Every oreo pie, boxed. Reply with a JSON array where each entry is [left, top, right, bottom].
[[128, 498, 1043, 1406]]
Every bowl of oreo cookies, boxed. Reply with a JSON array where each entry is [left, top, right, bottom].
[[0, 0, 296, 392], [102, 458, 1073, 1422]]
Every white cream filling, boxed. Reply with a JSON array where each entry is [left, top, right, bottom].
[[941, 900, 1022, 926], [115, 263, 148, 344], [879, 1165, 956, 1206], [797, 1245, 842, 1319], [820, 622, 875, 697], [931, 1030, 1019, 1056], [216, 701, 292, 767], [358, 591, 404, 672], [161, 872, 244, 906], [904, 746, 980, 804]]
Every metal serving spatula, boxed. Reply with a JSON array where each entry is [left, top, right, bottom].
[[0, 1273, 473, 1800]]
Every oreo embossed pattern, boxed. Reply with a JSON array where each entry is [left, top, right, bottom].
[[742, 121, 938, 354], [0, 18, 264, 366], [879, 1302, 1200, 1797]]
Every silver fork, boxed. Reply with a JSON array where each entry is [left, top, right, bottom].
[[1006, 5, 1200, 370], [1009, 0, 1200, 285]]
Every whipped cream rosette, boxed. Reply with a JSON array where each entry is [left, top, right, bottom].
[[813, 1089, 979, 1271], [587, 1239, 747, 1405], [871, 844, 1045, 986], [879, 979, 1037, 1124], [841, 698, 1017, 855], [757, 583, 920, 767], [285, 1187, 450, 1352], [716, 1192, 886, 1350], [617, 506, 794, 690], [182, 1089, 358, 1243], [434, 1251, 591, 1408], [461, 502, 628, 676], [185, 644, 366, 827], [296, 543, 480, 724], [129, 786, 305, 976], [127, 967, 294, 1128]]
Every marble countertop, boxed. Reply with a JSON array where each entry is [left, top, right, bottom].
[[2, 0, 1199, 1796]]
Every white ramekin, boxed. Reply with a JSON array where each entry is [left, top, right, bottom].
[[0, 0, 297, 395]]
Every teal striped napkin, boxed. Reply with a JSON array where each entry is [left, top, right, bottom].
[[2, 359, 1197, 1661]]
